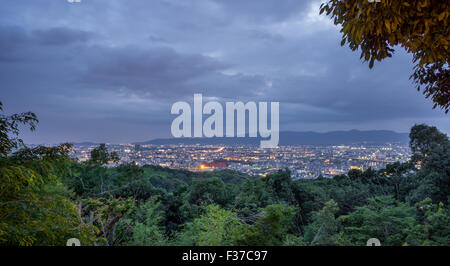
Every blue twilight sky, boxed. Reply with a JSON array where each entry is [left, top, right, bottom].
[[0, 0, 448, 144]]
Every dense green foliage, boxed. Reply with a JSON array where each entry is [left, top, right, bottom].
[[0, 102, 94, 245], [0, 102, 449, 246]]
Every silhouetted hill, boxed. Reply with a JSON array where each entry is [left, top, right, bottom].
[[133, 130, 409, 146]]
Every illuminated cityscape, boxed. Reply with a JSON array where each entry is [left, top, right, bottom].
[[70, 143, 411, 179]]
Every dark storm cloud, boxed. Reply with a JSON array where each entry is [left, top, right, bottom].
[[80, 44, 268, 99], [33, 27, 93, 46], [247, 30, 284, 43], [0, 26, 29, 62], [148, 35, 167, 43], [81, 46, 229, 97], [0, 0, 447, 144], [0, 25, 93, 62]]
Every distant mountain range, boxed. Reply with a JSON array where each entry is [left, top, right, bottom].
[[132, 130, 409, 146], [70, 141, 99, 146]]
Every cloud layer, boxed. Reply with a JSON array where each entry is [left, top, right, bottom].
[[0, 0, 447, 143]]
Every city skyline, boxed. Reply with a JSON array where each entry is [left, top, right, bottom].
[[69, 142, 412, 179]]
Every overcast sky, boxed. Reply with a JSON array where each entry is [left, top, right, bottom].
[[0, 0, 448, 144]]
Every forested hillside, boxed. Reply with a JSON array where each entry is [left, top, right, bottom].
[[1, 102, 449, 246]]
